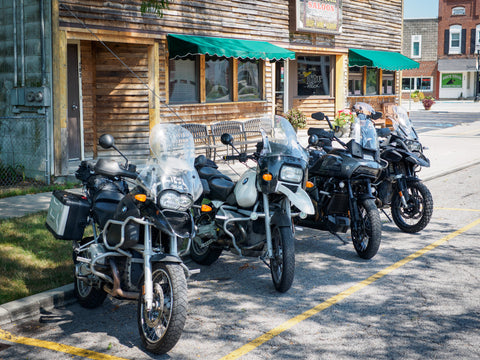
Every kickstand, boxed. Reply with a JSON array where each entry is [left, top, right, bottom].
[[333, 232, 349, 244], [260, 255, 270, 269], [381, 208, 392, 222]]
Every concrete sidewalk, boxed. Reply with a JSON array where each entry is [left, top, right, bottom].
[[1, 116, 479, 326]]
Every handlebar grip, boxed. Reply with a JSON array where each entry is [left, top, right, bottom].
[[223, 155, 239, 161]]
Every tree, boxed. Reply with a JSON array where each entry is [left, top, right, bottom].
[[141, 0, 169, 17]]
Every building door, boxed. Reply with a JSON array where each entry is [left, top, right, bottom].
[[67, 44, 81, 160]]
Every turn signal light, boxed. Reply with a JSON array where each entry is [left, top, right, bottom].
[[201, 204, 212, 212], [306, 181, 314, 188], [262, 173, 273, 181], [135, 194, 147, 202]]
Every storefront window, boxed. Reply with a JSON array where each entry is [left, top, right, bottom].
[[402, 77, 433, 92], [205, 56, 232, 102], [366, 68, 378, 95], [348, 66, 363, 95], [169, 57, 199, 103], [382, 71, 394, 95], [238, 59, 261, 101], [297, 56, 331, 96]]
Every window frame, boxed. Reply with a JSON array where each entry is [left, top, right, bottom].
[[401, 76, 433, 92], [476, 24, 480, 52], [452, 6, 465, 16], [167, 55, 265, 105], [411, 35, 422, 58], [449, 25, 462, 55], [296, 55, 333, 97]]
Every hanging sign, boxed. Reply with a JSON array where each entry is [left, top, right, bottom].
[[293, 0, 343, 35]]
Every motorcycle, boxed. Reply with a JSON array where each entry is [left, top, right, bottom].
[[189, 115, 314, 293], [298, 103, 386, 259], [45, 123, 202, 354], [374, 105, 433, 233]]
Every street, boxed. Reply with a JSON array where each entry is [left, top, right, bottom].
[[1, 117, 480, 360]]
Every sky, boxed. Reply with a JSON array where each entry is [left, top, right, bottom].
[[404, 0, 439, 19]]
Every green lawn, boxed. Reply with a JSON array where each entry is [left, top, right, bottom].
[[0, 211, 74, 304]]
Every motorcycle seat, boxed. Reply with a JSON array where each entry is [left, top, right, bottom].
[[198, 166, 232, 182]]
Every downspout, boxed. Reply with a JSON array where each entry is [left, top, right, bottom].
[[21, 0, 25, 87], [13, 0, 17, 87], [40, 0, 50, 184]]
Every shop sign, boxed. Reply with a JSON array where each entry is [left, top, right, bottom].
[[294, 0, 342, 35], [441, 73, 463, 88]]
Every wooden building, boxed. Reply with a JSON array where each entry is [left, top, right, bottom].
[[0, 0, 417, 177]]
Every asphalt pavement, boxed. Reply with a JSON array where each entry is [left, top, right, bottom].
[[1, 100, 479, 326]]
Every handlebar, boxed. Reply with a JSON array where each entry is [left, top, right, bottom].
[[222, 153, 255, 163]]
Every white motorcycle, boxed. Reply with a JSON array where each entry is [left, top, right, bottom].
[[190, 116, 314, 292]]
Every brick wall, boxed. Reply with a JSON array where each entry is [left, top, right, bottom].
[[403, 19, 438, 62]]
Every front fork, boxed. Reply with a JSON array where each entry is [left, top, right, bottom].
[[396, 177, 409, 207], [263, 193, 291, 259]]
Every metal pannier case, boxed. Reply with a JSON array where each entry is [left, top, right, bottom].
[[45, 190, 90, 240]]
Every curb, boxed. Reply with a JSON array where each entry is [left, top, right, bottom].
[[0, 284, 75, 326]]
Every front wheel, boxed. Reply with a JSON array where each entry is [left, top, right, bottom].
[[190, 236, 222, 265], [391, 181, 433, 233], [138, 262, 188, 354], [351, 199, 382, 259], [270, 226, 295, 293]]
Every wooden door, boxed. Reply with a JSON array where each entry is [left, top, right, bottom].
[[67, 44, 81, 160]]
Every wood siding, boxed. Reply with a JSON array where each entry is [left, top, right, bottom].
[[81, 41, 150, 161]]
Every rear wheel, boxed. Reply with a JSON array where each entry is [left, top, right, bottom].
[[351, 199, 382, 259], [391, 181, 433, 233], [138, 262, 187, 354], [270, 226, 295, 293]]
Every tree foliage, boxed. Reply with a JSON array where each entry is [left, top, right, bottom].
[[141, 0, 169, 17]]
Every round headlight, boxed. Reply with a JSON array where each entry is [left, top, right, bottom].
[[280, 165, 303, 183], [158, 190, 193, 211]]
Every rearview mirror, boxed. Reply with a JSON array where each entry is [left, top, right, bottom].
[[99, 134, 115, 149], [220, 133, 234, 146], [311, 112, 325, 121], [371, 111, 383, 120]]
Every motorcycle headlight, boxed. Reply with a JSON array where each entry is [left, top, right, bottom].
[[158, 190, 193, 211], [405, 140, 422, 152], [280, 165, 303, 183]]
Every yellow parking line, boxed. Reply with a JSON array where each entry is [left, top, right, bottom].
[[434, 207, 480, 212], [0, 328, 128, 360], [220, 217, 480, 360]]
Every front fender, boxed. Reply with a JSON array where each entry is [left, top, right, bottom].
[[277, 183, 315, 215]]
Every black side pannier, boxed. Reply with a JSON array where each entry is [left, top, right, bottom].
[[45, 190, 90, 240]]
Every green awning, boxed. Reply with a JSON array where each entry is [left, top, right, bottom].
[[167, 34, 295, 60], [349, 48, 419, 70]]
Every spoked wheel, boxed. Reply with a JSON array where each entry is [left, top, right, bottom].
[[270, 225, 295, 293], [351, 199, 382, 259], [73, 250, 107, 309], [138, 262, 187, 354], [391, 181, 433, 233], [190, 236, 222, 265]]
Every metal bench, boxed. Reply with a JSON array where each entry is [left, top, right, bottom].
[[181, 123, 212, 159], [210, 120, 247, 160]]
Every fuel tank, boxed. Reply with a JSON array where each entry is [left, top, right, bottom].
[[310, 149, 382, 179], [234, 168, 258, 208]]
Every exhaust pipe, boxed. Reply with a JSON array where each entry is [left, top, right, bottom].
[[103, 259, 139, 300]]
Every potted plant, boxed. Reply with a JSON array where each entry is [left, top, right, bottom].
[[410, 90, 425, 103], [422, 96, 435, 110], [284, 108, 306, 131], [333, 109, 355, 137]]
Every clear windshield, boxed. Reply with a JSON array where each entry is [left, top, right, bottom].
[[137, 123, 203, 200], [351, 103, 379, 151], [389, 105, 418, 140], [260, 116, 309, 162]]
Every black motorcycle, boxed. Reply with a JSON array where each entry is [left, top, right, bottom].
[[189, 116, 314, 292], [374, 105, 433, 233], [46, 123, 202, 354], [298, 103, 386, 259]]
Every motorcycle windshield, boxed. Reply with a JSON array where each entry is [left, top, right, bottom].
[[260, 116, 309, 162], [351, 113, 379, 151], [390, 105, 418, 140], [137, 123, 203, 200]]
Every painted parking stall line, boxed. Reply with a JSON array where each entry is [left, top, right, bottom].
[[220, 217, 480, 360]]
